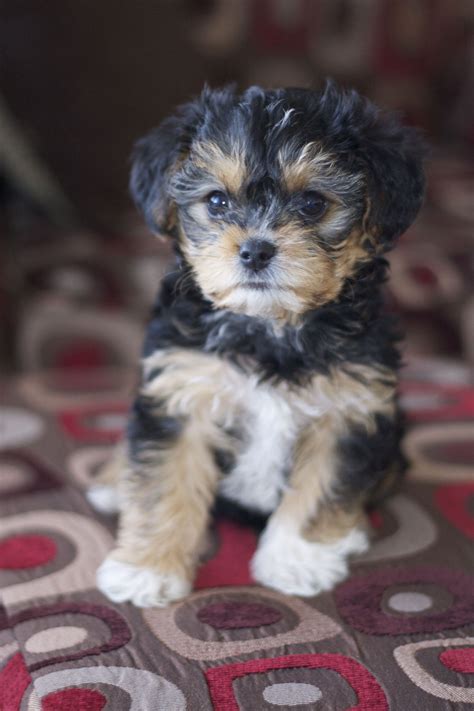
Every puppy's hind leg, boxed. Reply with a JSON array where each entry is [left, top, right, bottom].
[[86, 442, 128, 515]]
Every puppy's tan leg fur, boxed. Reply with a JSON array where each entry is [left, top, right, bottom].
[[251, 416, 369, 596], [251, 365, 395, 597], [96, 420, 221, 607], [122, 421, 218, 575], [97, 349, 236, 607]]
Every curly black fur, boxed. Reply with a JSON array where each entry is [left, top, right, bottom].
[[142, 257, 401, 383], [131, 81, 425, 246]]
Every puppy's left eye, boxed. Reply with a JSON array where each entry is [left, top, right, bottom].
[[299, 191, 327, 218], [207, 190, 229, 216]]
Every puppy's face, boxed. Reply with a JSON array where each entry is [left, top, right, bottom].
[[171, 133, 368, 319], [131, 84, 425, 320]]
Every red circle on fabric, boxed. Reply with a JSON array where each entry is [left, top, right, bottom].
[[0, 534, 57, 569], [42, 688, 107, 711], [440, 647, 474, 674], [205, 653, 388, 711]]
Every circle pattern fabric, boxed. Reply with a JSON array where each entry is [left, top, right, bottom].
[[334, 566, 474, 635], [1, 353, 473, 711]]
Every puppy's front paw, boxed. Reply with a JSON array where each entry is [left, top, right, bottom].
[[251, 526, 368, 597], [96, 557, 191, 607]]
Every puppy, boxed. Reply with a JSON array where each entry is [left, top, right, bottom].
[[89, 82, 425, 607]]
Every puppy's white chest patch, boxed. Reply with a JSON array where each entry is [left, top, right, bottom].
[[144, 348, 347, 514], [218, 381, 300, 513]]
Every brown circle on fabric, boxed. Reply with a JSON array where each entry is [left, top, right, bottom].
[[197, 601, 282, 629], [336, 566, 473, 635], [175, 591, 299, 643]]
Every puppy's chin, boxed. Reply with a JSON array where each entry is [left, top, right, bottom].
[[212, 284, 303, 320]]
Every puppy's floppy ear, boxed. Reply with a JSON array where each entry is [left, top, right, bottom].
[[317, 81, 426, 251], [129, 85, 237, 235], [130, 98, 204, 234], [360, 111, 426, 251]]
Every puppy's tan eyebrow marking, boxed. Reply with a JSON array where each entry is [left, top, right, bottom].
[[192, 140, 247, 194], [278, 142, 329, 191], [278, 142, 362, 197]]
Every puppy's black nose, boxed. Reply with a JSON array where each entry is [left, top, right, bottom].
[[239, 239, 276, 272]]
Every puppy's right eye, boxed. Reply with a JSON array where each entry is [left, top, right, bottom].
[[207, 190, 229, 216]]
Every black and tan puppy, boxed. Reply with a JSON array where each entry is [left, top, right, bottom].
[[89, 82, 425, 607]]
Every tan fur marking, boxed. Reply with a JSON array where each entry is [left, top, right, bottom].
[[179, 221, 244, 305], [113, 419, 220, 579], [265, 363, 395, 540], [273, 222, 342, 308], [298, 363, 396, 423], [110, 350, 237, 582], [182, 221, 245, 259], [180, 223, 306, 321], [278, 142, 362, 195], [279, 143, 332, 192], [180, 213, 374, 322], [279, 415, 337, 520], [321, 227, 373, 297], [192, 141, 247, 194], [143, 349, 244, 425], [303, 505, 368, 544], [267, 222, 373, 313]]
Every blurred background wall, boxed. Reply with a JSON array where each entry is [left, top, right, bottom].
[[1, 0, 473, 372], [2, 0, 473, 226]]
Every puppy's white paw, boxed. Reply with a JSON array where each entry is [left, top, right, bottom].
[[251, 525, 368, 597], [96, 557, 191, 607], [86, 485, 121, 514]]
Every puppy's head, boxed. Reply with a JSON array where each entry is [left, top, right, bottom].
[[131, 83, 425, 319]]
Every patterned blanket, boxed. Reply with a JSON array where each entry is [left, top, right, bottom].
[[1, 356, 473, 710]]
